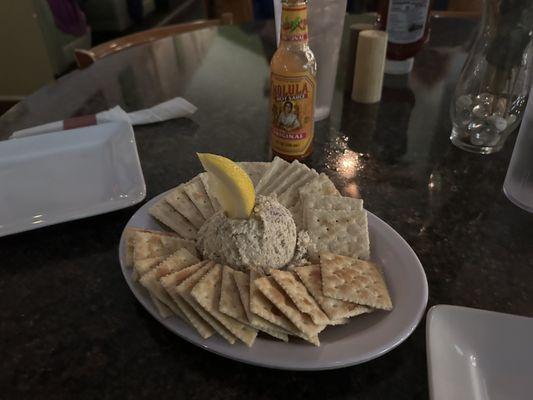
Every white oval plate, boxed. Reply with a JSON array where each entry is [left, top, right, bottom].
[[119, 190, 428, 370]]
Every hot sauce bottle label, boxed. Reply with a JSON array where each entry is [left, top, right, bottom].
[[280, 4, 308, 43], [271, 72, 315, 156], [386, 0, 430, 44]]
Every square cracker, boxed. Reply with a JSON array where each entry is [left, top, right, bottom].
[[249, 270, 299, 335], [302, 194, 363, 213], [238, 162, 271, 187], [124, 228, 185, 267], [329, 318, 349, 325], [288, 204, 304, 231], [306, 208, 369, 262], [294, 265, 370, 320], [149, 200, 197, 239], [302, 194, 363, 232], [123, 227, 143, 267], [161, 261, 215, 339], [199, 172, 221, 211], [277, 169, 318, 208], [132, 230, 197, 276], [287, 174, 339, 229], [183, 176, 215, 220], [261, 160, 309, 196], [270, 269, 329, 325], [219, 266, 248, 325], [133, 256, 166, 279], [321, 253, 392, 310], [177, 262, 237, 344], [149, 292, 174, 318], [233, 271, 289, 342], [150, 248, 198, 277], [192, 265, 258, 347], [139, 248, 199, 318], [165, 185, 205, 229], [299, 173, 340, 198], [254, 276, 325, 346], [254, 157, 289, 194], [132, 229, 196, 259]]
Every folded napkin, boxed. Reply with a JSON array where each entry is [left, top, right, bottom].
[[10, 97, 197, 139]]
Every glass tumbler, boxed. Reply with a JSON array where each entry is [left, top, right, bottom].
[[503, 87, 533, 213]]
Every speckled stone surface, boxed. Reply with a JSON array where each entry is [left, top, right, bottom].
[[1, 16, 532, 400]]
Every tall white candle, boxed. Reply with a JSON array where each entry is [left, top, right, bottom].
[[351, 30, 388, 104]]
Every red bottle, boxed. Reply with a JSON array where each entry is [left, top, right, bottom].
[[377, 0, 431, 74]]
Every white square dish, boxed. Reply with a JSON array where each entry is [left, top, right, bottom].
[[0, 121, 145, 237], [427, 305, 533, 400]]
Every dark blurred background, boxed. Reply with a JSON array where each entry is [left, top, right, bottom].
[[0, 0, 481, 114]]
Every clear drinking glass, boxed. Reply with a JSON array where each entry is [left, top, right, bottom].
[[274, 0, 347, 121], [503, 87, 533, 213], [450, 0, 533, 154]]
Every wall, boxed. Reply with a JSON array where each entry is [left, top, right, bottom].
[[0, 0, 55, 99]]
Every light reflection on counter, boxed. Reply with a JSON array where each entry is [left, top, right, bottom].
[[345, 182, 360, 198], [336, 149, 365, 178]]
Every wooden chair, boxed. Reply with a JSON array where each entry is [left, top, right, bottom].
[[74, 12, 233, 69]]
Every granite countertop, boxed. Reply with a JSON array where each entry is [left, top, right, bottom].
[[0, 15, 532, 400]]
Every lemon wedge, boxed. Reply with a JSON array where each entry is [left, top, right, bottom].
[[197, 153, 255, 219]]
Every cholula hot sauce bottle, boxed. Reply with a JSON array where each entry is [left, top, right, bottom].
[[270, 0, 317, 161]]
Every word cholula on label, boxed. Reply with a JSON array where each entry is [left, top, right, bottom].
[[271, 74, 314, 149]]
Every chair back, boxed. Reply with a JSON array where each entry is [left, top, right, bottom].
[[75, 13, 233, 68]]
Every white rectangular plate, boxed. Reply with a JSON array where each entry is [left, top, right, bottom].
[[0, 121, 145, 237], [427, 305, 533, 400]]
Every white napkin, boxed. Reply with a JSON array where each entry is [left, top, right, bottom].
[[10, 97, 197, 139]]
